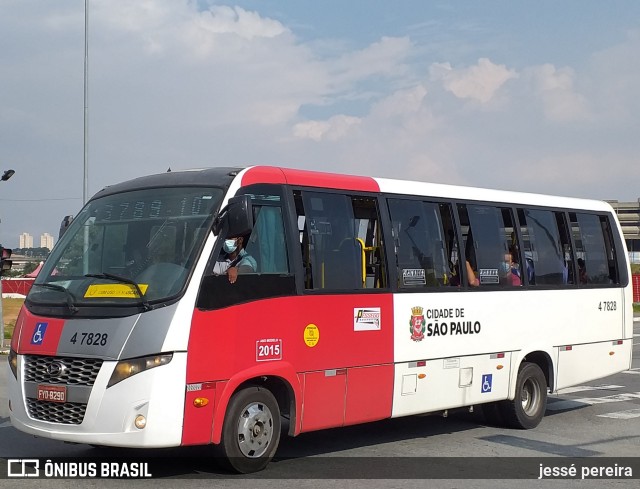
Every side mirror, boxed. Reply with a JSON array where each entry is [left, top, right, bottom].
[[213, 195, 253, 237], [59, 215, 74, 239]]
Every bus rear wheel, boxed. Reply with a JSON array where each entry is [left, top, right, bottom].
[[220, 386, 281, 474], [500, 362, 547, 429]]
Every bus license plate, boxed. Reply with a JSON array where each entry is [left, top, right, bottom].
[[37, 385, 67, 403]]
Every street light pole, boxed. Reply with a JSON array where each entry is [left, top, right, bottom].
[[0, 168, 15, 352], [83, 0, 89, 205]]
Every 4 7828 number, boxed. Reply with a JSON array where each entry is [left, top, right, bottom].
[[598, 301, 617, 312], [70, 332, 108, 346]]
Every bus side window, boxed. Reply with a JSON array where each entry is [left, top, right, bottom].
[[457, 204, 521, 287], [570, 212, 619, 285], [295, 191, 385, 291], [243, 205, 290, 274], [197, 187, 296, 310], [387, 198, 459, 288], [600, 215, 621, 284], [517, 208, 573, 286], [352, 196, 387, 288]]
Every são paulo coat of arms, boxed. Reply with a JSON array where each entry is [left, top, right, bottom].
[[410, 306, 426, 342]]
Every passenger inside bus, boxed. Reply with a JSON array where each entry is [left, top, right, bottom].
[[465, 260, 480, 287], [502, 252, 522, 286], [464, 230, 480, 287], [213, 235, 257, 284], [577, 258, 588, 284]]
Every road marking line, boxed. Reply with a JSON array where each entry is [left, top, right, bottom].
[[546, 392, 640, 411], [0, 421, 12, 429], [623, 370, 640, 375], [555, 384, 624, 395], [597, 408, 640, 419]]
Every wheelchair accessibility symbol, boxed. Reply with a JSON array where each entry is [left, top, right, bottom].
[[481, 374, 493, 393], [30, 322, 48, 345]]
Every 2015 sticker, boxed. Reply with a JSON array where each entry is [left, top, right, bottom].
[[256, 338, 282, 361]]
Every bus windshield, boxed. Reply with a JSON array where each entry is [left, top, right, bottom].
[[27, 186, 223, 316]]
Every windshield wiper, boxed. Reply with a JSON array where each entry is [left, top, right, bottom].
[[84, 273, 152, 311], [32, 283, 79, 314]]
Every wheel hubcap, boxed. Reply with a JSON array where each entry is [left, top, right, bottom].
[[236, 401, 274, 458], [521, 378, 541, 416]]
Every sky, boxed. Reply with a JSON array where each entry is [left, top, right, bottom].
[[1, 0, 640, 249]]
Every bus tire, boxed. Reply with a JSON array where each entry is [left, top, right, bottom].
[[220, 386, 281, 473], [500, 362, 547, 429]]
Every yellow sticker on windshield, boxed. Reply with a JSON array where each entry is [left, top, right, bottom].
[[84, 284, 149, 298]]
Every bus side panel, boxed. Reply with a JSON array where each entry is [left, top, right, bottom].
[[187, 293, 394, 440], [555, 340, 632, 390], [391, 353, 511, 417], [344, 364, 394, 426], [299, 364, 395, 432], [187, 294, 394, 382], [300, 370, 346, 432], [181, 383, 217, 446]]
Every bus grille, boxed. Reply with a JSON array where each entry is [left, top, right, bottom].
[[24, 355, 102, 386], [23, 355, 103, 425], [26, 399, 87, 425]]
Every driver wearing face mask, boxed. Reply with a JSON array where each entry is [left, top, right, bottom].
[[213, 235, 257, 283]]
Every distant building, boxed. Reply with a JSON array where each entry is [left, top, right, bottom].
[[607, 199, 640, 263], [40, 233, 55, 251], [19, 232, 33, 249]]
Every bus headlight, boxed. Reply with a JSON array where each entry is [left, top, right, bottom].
[[107, 353, 173, 388], [8, 348, 18, 380]]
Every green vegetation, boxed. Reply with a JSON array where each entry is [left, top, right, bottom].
[[634, 303, 640, 313], [632, 263, 640, 275], [2, 297, 24, 339]]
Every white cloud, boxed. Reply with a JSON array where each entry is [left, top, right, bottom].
[[328, 36, 414, 90], [526, 64, 591, 122], [88, 1, 290, 58], [293, 115, 361, 141], [179, 6, 290, 59], [370, 85, 428, 118], [588, 30, 640, 123], [429, 57, 518, 104], [512, 151, 640, 200]]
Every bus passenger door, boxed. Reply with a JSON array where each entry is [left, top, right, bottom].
[[292, 190, 394, 432]]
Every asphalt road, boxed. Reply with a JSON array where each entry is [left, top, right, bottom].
[[0, 318, 638, 488]]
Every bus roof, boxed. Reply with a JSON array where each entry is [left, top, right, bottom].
[[91, 165, 613, 214], [240, 166, 614, 213], [92, 167, 243, 199]]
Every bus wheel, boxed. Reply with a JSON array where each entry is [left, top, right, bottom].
[[220, 386, 281, 473], [500, 362, 547, 429]]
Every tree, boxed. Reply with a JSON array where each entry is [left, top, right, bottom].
[[22, 262, 39, 276]]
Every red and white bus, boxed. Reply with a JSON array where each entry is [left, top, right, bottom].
[[7, 166, 633, 472]]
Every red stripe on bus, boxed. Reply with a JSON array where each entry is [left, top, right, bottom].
[[242, 166, 380, 192], [15, 308, 64, 356]]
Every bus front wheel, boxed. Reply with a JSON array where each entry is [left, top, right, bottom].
[[500, 362, 547, 429], [220, 386, 281, 473]]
